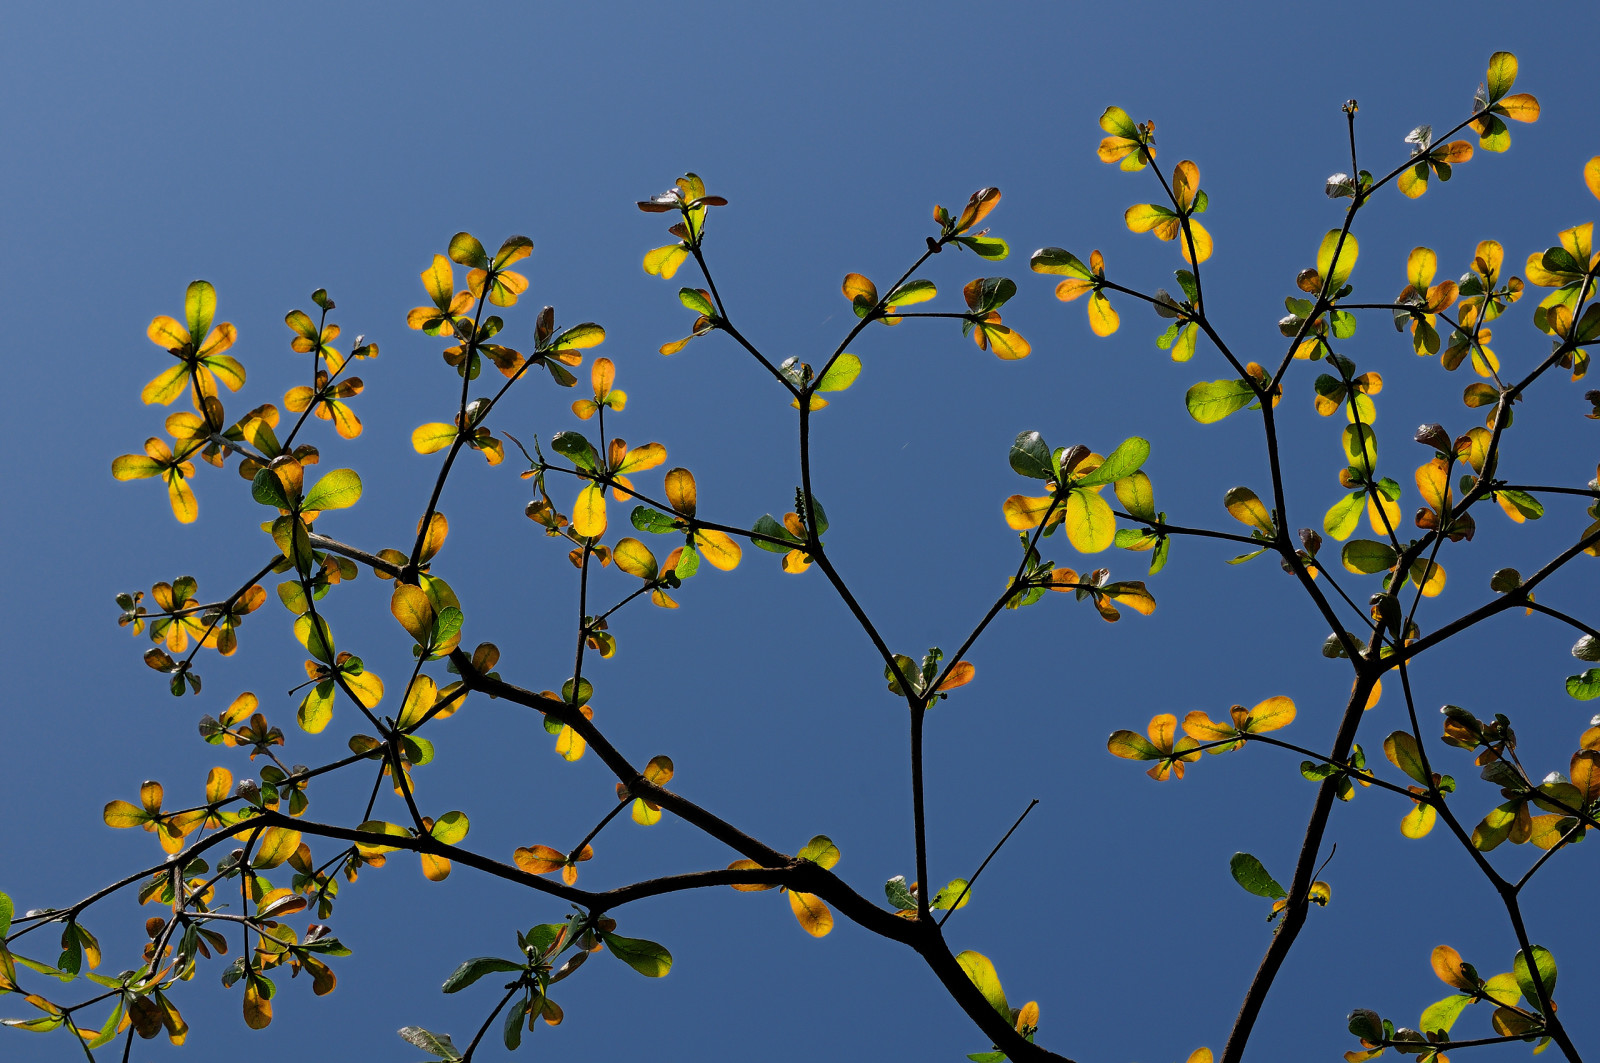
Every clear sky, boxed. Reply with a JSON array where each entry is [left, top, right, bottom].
[[3, 2, 1599, 1061]]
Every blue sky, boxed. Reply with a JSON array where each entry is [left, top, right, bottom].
[[4, 2, 1599, 1061]]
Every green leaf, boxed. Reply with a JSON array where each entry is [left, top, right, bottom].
[[294, 613, 335, 664], [0, 890, 12, 939], [1185, 379, 1256, 424], [752, 514, 800, 552], [1029, 246, 1091, 277], [631, 506, 678, 534], [551, 431, 599, 472], [1324, 491, 1364, 541], [1341, 539, 1397, 575], [600, 933, 672, 977], [1348, 1009, 1385, 1042], [1229, 852, 1287, 899], [561, 677, 593, 705], [884, 876, 918, 911], [1009, 431, 1053, 479], [503, 997, 526, 1051], [1497, 489, 1544, 520], [302, 469, 362, 513], [815, 354, 862, 393], [678, 288, 715, 316], [398, 1025, 464, 1061], [442, 956, 524, 994], [1565, 669, 1600, 700], [251, 468, 290, 509], [1076, 437, 1150, 486], [1512, 945, 1557, 1005]]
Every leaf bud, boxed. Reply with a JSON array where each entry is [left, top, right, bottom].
[[1298, 528, 1323, 556], [1413, 423, 1450, 450], [235, 779, 261, 802]]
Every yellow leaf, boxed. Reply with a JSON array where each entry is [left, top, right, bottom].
[[1002, 494, 1054, 530], [412, 423, 458, 454], [254, 826, 302, 869], [1402, 803, 1437, 838], [727, 858, 779, 892], [555, 724, 586, 762], [1244, 695, 1296, 733], [390, 585, 435, 648], [695, 528, 741, 570], [631, 798, 661, 825], [664, 468, 697, 516], [1062, 489, 1115, 553], [1087, 291, 1119, 336], [955, 950, 1009, 1016], [1180, 220, 1212, 265], [167, 476, 199, 524], [140, 363, 191, 406], [1432, 945, 1474, 990], [420, 852, 452, 881], [572, 483, 607, 538], [396, 674, 438, 730], [613, 537, 658, 579], [1223, 486, 1274, 534], [513, 845, 566, 875], [205, 767, 232, 804], [242, 981, 272, 1030], [788, 891, 834, 937], [643, 244, 689, 278]]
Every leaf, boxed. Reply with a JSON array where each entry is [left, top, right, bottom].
[[254, 827, 302, 869], [1009, 431, 1053, 479], [1420, 993, 1472, 1036], [1229, 852, 1286, 899], [1223, 487, 1274, 534], [885, 876, 919, 911], [1076, 437, 1149, 486], [612, 538, 658, 579], [1317, 230, 1360, 289], [1512, 945, 1557, 1004], [1107, 730, 1160, 760], [1430, 945, 1475, 990], [929, 879, 971, 911], [442, 957, 524, 994], [1383, 731, 1431, 785], [1568, 669, 1600, 700], [955, 951, 1009, 1017], [1062, 489, 1115, 553], [1341, 540, 1397, 575], [1485, 51, 1518, 101], [600, 933, 673, 977], [797, 835, 841, 869], [391, 584, 435, 647], [412, 423, 458, 455], [788, 891, 834, 937], [1244, 696, 1295, 733], [301, 469, 361, 513], [293, 614, 335, 664], [398, 1025, 464, 1061], [1185, 379, 1256, 423], [816, 354, 862, 393]]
